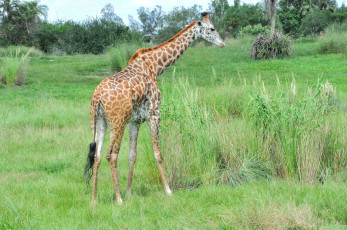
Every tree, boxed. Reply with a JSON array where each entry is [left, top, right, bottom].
[[278, 0, 307, 36], [209, 0, 230, 19], [332, 3, 347, 23], [278, 0, 337, 36], [311, 0, 336, 11], [156, 5, 202, 43], [209, 0, 230, 31], [0, 0, 48, 45], [0, 0, 20, 22], [221, 3, 267, 37], [128, 15, 141, 31], [234, 0, 240, 8], [300, 9, 332, 36], [100, 3, 124, 25], [137, 5, 163, 34]]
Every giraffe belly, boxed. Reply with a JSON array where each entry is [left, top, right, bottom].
[[130, 100, 150, 123]]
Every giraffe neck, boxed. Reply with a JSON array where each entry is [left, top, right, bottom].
[[141, 22, 197, 78]]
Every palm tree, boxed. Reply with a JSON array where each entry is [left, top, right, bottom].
[[0, 0, 21, 22], [0, 0, 48, 45]]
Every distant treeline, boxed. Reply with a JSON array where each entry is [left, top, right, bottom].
[[0, 0, 346, 55]]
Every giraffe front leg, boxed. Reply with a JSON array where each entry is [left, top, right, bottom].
[[148, 115, 172, 196], [126, 122, 140, 198]]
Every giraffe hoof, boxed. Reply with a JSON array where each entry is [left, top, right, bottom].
[[125, 191, 131, 198], [116, 198, 123, 205], [166, 189, 173, 196], [91, 200, 98, 206]]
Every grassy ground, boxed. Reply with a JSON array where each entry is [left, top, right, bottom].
[[1, 36, 346, 229]]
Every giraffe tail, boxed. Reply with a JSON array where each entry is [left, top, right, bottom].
[[83, 99, 99, 193], [83, 141, 96, 193]]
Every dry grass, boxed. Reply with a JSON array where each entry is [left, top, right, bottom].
[[237, 202, 318, 229]]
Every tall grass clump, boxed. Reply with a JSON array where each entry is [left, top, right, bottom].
[[156, 76, 273, 189], [0, 47, 33, 86], [317, 23, 347, 54], [107, 43, 141, 72], [0, 46, 43, 58], [247, 79, 345, 182], [317, 35, 347, 54], [155, 74, 345, 188]]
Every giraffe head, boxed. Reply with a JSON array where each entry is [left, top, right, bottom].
[[196, 12, 225, 47]]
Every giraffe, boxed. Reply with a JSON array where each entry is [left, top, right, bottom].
[[84, 12, 225, 205]]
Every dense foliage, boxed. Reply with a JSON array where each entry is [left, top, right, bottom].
[[220, 3, 268, 37], [36, 19, 134, 55]]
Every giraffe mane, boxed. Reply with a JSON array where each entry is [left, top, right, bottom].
[[128, 21, 197, 65]]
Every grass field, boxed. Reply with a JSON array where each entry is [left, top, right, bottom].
[[1, 35, 347, 229]]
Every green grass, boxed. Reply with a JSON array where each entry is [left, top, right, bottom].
[[0, 35, 347, 229]]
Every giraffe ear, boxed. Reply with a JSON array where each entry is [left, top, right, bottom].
[[197, 21, 202, 26]]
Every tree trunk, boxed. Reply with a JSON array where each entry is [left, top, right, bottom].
[[269, 0, 277, 39]]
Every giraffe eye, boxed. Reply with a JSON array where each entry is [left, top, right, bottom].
[[210, 28, 215, 31]]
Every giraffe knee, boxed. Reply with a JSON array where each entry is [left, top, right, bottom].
[[106, 153, 118, 163]]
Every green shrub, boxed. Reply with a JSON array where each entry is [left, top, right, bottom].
[[238, 24, 270, 37], [107, 43, 140, 72]]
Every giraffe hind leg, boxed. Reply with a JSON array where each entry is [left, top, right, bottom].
[[126, 122, 140, 198], [107, 126, 126, 205], [90, 116, 107, 205]]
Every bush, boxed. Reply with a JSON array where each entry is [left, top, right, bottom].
[[107, 43, 140, 72], [251, 32, 293, 59], [238, 24, 269, 37]]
